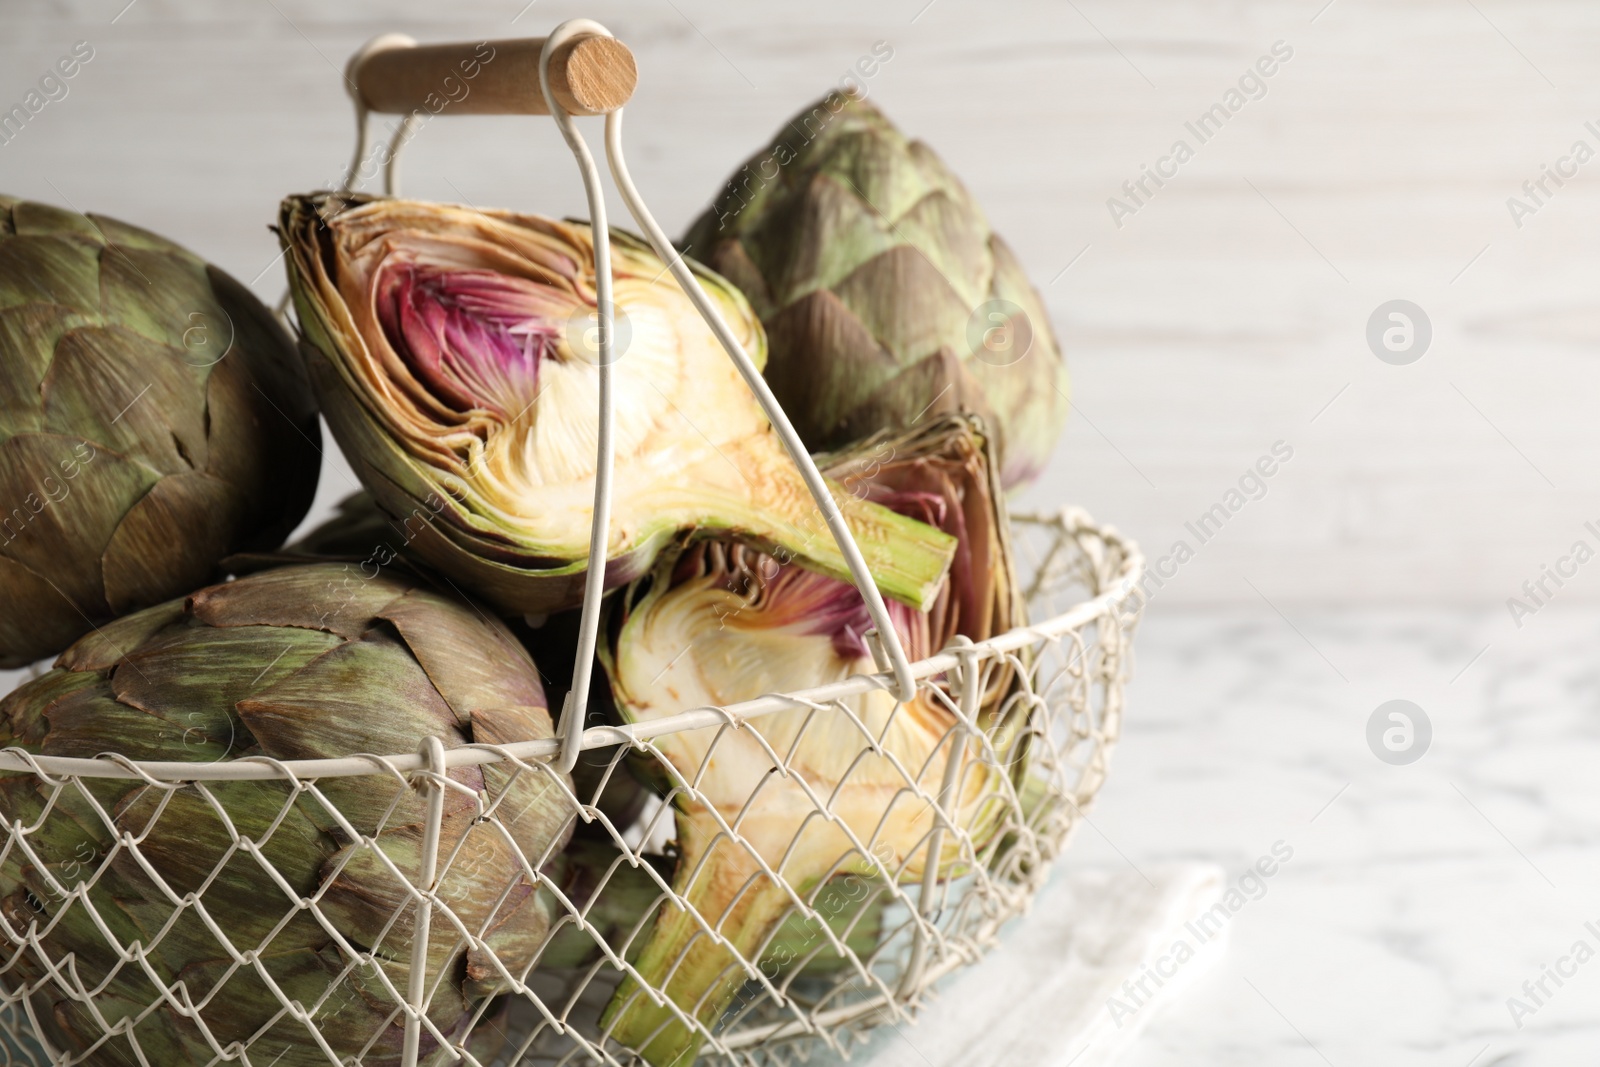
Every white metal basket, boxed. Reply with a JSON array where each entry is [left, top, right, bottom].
[[0, 22, 1144, 1067], [0, 507, 1140, 1067]]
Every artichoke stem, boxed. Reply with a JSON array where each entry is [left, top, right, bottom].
[[741, 452, 957, 613], [601, 811, 799, 1066]]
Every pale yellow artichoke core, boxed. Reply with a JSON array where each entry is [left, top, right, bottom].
[[614, 543, 995, 880]]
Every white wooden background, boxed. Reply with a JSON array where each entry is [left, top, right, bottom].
[[5, 0, 1600, 608]]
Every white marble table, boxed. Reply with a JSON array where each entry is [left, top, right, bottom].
[[1064, 604, 1600, 1066]]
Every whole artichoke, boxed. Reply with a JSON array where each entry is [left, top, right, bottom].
[[0, 564, 573, 1066], [235, 489, 659, 837], [281, 193, 954, 616], [682, 95, 1069, 490], [0, 196, 321, 667], [600, 415, 1025, 1064]]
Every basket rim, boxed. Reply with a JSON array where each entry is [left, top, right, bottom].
[[0, 508, 1142, 784]]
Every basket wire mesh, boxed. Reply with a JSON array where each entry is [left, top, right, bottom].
[[0, 508, 1139, 1066]]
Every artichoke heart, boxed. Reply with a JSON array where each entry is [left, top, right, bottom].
[[599, 415, 1024, 1065], [281, 194, 956, 614], [0, 564, 574, 1067]]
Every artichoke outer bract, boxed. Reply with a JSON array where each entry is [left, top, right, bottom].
[[227, 490, 662, 842], [681, 94, 1069, 491], [0, 196, 321, 667], [281, 193, 956, 615], [0, 564, 574, 1067], [599, 415, 1025, 1065]]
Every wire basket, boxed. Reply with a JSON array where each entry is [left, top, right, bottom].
[[0, 21, 1144, 1066], [0, 508, 1138, 1067]]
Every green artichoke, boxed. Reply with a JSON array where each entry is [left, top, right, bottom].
[[0, 564, 574, 1066], [0, 196, 321, 667], [231, 487, 659, 837], [600, 415, 1025, 1065], [682, 94, 1068, 491], [281, 193, 955, 616]]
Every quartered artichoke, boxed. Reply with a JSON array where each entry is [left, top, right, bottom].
[[599, 415, 1025, 1064], [0, 196, 320, 667], [683, 95, 1069, 490], [281, 194, 956, 615], [0, 564, 574, 1067]]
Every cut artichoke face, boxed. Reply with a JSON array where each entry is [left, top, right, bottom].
[[600, 416, 1023, 1065], [283, 194, 956, 614], [615, 415, 1021, 771]]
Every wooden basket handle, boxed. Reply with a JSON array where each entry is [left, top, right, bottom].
[[351, 35, 637, 117]]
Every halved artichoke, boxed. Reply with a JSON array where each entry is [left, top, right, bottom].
[[281, 194, 955, 614], [598, 415, 1024, 1064], [0, 196, 320, 667], [0, 564, 574, 1066]]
